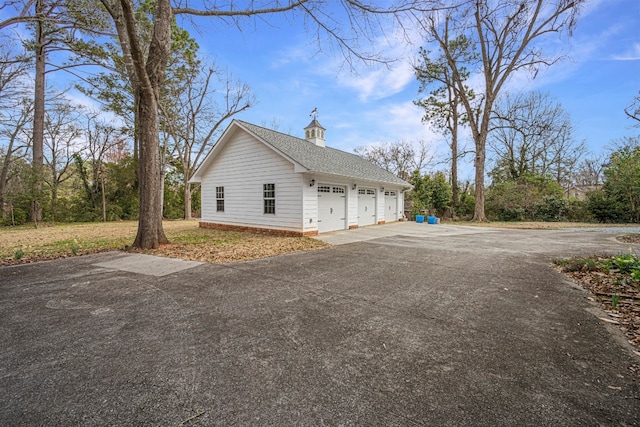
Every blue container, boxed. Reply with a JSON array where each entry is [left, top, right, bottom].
[[416, 215, 424, 223], [427, 216, 437, 224]]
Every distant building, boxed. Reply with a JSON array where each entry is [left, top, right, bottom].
[[565, 185, 602, 201]]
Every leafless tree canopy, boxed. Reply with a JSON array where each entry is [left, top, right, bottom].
[[161, 61, 256, 219], [354, 139, 433, 180], [488, 91, 584, 186], [572, 154, 605, 187]]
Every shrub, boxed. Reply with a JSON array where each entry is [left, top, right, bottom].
[[456, 192, 475, 219], [587, 189, 628, 223], [534, 195, 566, 222], [1, 207, 28, 226], [564, 199, 592, 222], [486, 173, 565, 221], [409, 199, 426, 220], [499, 207, 524, 222]]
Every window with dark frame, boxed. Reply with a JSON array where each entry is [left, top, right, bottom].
[[216, 186, 224, 212], [263, 183, 275, 214]]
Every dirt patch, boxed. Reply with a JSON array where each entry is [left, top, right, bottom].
[[555, 258, 640, 353], [618, 234, 640, 244], [143, 234, 327, 263]]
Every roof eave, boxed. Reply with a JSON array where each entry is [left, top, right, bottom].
[[306, 169, 411, 188]]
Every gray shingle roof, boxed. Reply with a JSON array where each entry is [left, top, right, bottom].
[[237, 120, 410, 187]]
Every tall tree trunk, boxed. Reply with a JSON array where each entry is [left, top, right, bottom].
[[132, 86, 167, 248], [473, 134, 487, 222], [30, 0, 45, 225], [51, 181, 57, 221], [184, 179, 192, 220], [108, 0, 171, 249], [101, 166, 106, 222], [449, 97, 460, 209], [133, 91, 140, 162], [451, 123, 459, 208], [0, 131, 16, 211]]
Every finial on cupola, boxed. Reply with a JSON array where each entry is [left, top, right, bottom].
[[304, 108, 325, 147]]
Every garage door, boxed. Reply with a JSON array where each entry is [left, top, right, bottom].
[[318, 185, 346, 233], [358, 188, 376, 226], [384, 190, 397, 222]]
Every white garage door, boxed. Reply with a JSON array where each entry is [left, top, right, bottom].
[[358, 188, 376, 226], [384, 190, 397, 222], [318, 185, 346, 233]]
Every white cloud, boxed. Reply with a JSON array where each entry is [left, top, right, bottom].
[[334, 101, 443, 150], [335, 60, 416, 102], [269, 44, 313, 69], [612, 43, 640, 61], [304, 15, 424, 102]]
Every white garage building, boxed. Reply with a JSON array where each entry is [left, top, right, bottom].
[[190, 119, 411, 236]]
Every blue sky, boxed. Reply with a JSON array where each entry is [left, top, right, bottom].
[[182, 0, 640, 180]]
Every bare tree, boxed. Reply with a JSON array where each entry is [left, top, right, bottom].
[[76, 112, 120, 221], [489, 91, 584, 186], [0, 98, 33, 214], [354, 139, 432, 180], [162, 64, 255, 219], [42, 102, 82, 220], [0, 43, 31, 216], [0, 44, 29, 109], [572, 153, 605, 187], [420, 0, 584, 221]]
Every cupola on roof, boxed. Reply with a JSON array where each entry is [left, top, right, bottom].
[[304, 109, 326, 147]]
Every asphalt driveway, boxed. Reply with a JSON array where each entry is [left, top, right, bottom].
[[1, 224, 639, 426]]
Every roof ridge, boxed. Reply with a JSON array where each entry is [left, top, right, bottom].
[[238, 119, 362, 158], [236, 119, 308, 144]]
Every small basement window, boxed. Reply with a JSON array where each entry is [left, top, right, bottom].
[[263, 183, 275, 214], [216, 186, 224, 212]]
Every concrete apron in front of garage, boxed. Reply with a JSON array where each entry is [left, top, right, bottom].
[[0, 226, 639, 426], [314, 220, 497, 245]]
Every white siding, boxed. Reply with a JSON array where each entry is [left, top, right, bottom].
[[376, 188, 385, 222], [347, 185, 358, 228], [201, 130, 303, 231], [302, 176, 318, 233]]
